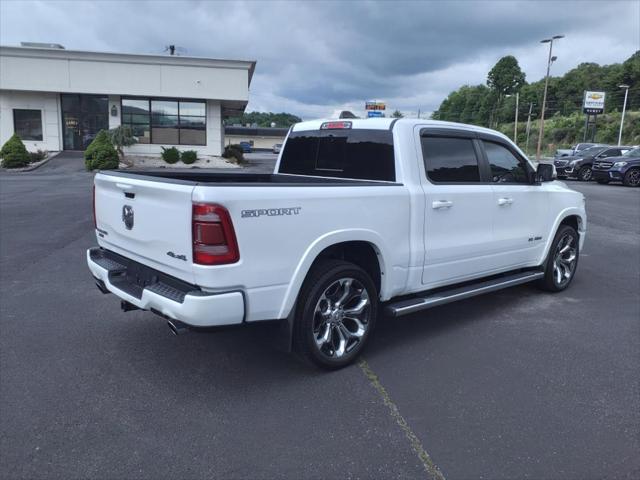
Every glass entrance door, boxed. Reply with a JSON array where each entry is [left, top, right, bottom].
[[61, 94, 109, 150]]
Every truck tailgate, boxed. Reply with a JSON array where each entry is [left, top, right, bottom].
[[94, 173, 195, 283]]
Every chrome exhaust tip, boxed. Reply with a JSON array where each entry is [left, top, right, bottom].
[[167, 319, 189, 335]]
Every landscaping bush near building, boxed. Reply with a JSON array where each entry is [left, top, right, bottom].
[[92, 148, 119, 170], [222, 144, 245, 164], [85, 130, 119, 171], [181, 150, 198, 164], [29, 149, 48, 163], [0, 134, 31, 169], [108, 125, 137, 166], [161, 146, 180, 164]]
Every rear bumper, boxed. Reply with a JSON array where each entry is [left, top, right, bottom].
[[87, 247, 244, 327]]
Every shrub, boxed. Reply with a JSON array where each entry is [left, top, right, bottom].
[[29, 149, 48, 163], [181, 150, 197, 164], [92, 147, 119, 170], [84, 130, 110, 170], [108, 125, 137, 160], [161, 146, 180, 164], [0, 134, 31, 169], [222, 144, 245, 164], [85, 130, 118, 170]]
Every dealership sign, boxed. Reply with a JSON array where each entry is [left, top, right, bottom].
[[583, 91, 606, 114], [365, 101, 386, 111], [367, 110, 384, 118]]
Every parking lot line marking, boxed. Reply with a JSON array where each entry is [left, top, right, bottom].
[[358, 359, 446, 480]]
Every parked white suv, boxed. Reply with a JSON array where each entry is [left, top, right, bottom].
[[88, 118, 586, 369]]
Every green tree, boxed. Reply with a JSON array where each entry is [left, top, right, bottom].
[[487, 56, 526, 127], [392, 109, 403, 118], [487, 55, 526, 96]]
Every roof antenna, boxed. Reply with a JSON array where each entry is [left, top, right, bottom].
[[164, 45, 187, 56]]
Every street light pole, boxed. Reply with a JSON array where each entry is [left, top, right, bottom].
[[536, 35, 563, 159], [618, 84, 630, 146], [514, 91, 519, 143], [525, 102, 534, 153]]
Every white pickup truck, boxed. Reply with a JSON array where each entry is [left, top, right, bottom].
[[88, 118, 586, 369]]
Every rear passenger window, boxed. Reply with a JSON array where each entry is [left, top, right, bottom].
[[421, 136, 480, 183], [483, 141, 530, 183]]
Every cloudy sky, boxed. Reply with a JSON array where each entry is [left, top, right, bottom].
[[1, 0, 638, 118]]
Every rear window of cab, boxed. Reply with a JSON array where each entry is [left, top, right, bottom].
[[279, 129, 395, 181]]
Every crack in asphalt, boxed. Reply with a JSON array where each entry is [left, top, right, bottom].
[[358, 359, 446, 480]]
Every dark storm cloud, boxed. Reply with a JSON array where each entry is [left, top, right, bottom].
[[1, 0, 638, 117]]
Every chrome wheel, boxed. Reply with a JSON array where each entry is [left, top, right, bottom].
[[553, 233, 577, 287], [313, 277, 370, 359]]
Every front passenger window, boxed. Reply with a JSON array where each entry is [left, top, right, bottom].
[[483, 141, 530, 184]]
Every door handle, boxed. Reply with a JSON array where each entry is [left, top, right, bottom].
[[498, 197, 513, 206], [432, 200, 453, 209]]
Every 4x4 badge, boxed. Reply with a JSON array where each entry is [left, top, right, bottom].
[[122, 205, 134, 230]]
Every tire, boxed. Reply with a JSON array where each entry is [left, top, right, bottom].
[[578, 166, 593, 181], [537, 225, 580, 292], [623, 168, 640, 187], [293, 259, 378, 370], [596, 179, 610, 184]]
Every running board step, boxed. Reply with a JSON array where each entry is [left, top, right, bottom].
[[385, 270, 544, 317]]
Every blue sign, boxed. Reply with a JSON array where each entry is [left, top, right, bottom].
[[367, 110, 384, 118]]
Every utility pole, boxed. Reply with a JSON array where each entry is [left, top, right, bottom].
[[513, 91, 520, 143], [618, 84, 630, 146], [525, 102, 534, 154], [536, 35, 564, 159]]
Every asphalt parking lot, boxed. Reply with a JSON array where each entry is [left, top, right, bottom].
[[1, 153, 639, 479]]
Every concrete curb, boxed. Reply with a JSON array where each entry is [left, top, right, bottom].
[[0, 151, 61, 173]]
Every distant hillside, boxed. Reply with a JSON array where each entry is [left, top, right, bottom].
[[496, 111, 639, 154], [224, 112, 301, 128], [432, 51, 639, 152]]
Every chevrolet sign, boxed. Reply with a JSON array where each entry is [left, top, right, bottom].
[[583, 91, 606, 114]]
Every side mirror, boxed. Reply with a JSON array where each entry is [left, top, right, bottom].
[[536, 163, 555, 182]]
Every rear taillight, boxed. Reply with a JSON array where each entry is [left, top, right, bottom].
[[192, 203, 239, 265], [92, 184, 97, 229]]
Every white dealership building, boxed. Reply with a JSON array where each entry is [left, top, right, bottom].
[[0, 43, 255, 155]]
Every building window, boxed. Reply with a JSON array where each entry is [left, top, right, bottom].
[[178, 101, 206, 145], [121, 98, 206, 146], [13, 109, 43, 141], [122, 98, 151, 144]]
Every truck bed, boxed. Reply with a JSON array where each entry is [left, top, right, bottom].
[[98, 170, 401, 186]]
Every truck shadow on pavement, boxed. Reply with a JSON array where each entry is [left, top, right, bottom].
[[113, 282, 549, 386]]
